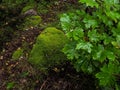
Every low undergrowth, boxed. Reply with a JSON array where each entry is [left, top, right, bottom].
[[60, 0, 120, 89]]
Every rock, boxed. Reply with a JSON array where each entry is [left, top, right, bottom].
[[23, 9, 37, 17], [28, 27, 68, 73], [21, 15, 42, 30]]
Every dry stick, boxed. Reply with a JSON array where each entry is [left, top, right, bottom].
[[40, 78, 49, 90]]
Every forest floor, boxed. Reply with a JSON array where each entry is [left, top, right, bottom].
[[0, 1, 97, 90]]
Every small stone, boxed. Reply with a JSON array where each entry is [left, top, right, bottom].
[[0, 56, 3, 60]]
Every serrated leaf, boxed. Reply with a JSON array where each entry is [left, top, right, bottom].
[[96, 62, 119, 86], [73, 28, 84, 40], [76, 41, 93, 53], [87, 64, 93, 73], [96, 71, 112, 86], [66, 31, 73, 38], [74, 59, 84, 72], [111, 41, 120, 48], [104, 37, 113, 45], [88, 30, 99, 42], [79, 0, 98, 8], [99, 50, 107, 62], [62, 43, 77, 60], [105, 11, 120, 22], [83, 19, 98, 29], [106, 51, 115, 61], [81, 60, 89, 73], [92, 45, 106, 62], [60, 14, 71, 32], [104, 0, 119, 4]]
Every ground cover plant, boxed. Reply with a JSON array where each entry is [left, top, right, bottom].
[[60, 0, 120, 89]]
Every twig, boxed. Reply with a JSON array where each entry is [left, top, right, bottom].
[[40, 78, 49, 90]]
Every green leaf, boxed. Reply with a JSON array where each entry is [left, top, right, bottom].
[[88, 30, 99, 42], [7, 82, 15, 90], [63, 43, 77, 60], [66, 31, 73, 38], [105, 11, 120, 22], [111, 41, 120, 48], [83, 19, 98, 29], [87, 64, 94, 73], [106, 50, 115, 61], [117, 22, 120, 29], [116, 84, 120, 90], [60, 14, 71, 32], [76, 41, 93, 53], [104, 36, 113, 45], [74, 59, 84, 72], [81, 60, 89, 73], [104, 0, 119, 4], [96, 70, 111, 86], [79, 0, 98, 8], [73, 28, 84, 40], [96, 61, 119, 86], [116, 35, 120, 43], [92, 45, 106, 62]]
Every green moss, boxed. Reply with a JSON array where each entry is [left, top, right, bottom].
[[28, 27, 68, 72], [21, 1, 36, 13], [12, 48, 23, 60], [22, 5, 34, 13], [22, 15, 42, 30], [37, 4, 49, 14]]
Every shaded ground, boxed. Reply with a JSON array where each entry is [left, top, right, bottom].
[[0, 1, 98, 90]]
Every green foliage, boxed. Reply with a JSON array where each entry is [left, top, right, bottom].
[[21, 0, 36, 13], [6, 82, 15, 90], [36, 1, 49, 14], [28, 27, 68, 73], [12, 48, 23, 60], [60, 0, 120, 89], [20, 72, 29, 78], [79, 0, 98, 8], [96, 61, 120, 87]]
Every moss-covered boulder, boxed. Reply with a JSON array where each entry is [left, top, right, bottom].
[[28, 27, 68, 72], [21, 15, 42, 30], [21, 1, 36, 14]]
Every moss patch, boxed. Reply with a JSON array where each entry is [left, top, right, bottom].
[[28, 27, 68, 72], [21, 1, 36, 13], [21, 15, 42, 30], [12, 48, 23, 60], [22, 6, 34, 14]]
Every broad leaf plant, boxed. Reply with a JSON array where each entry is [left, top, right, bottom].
[[60, 0, 120, 89]]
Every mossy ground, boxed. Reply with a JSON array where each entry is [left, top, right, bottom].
[[0, 1, 97, 90]]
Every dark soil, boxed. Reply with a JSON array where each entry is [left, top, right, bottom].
[[0, 1, 98, 90]]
